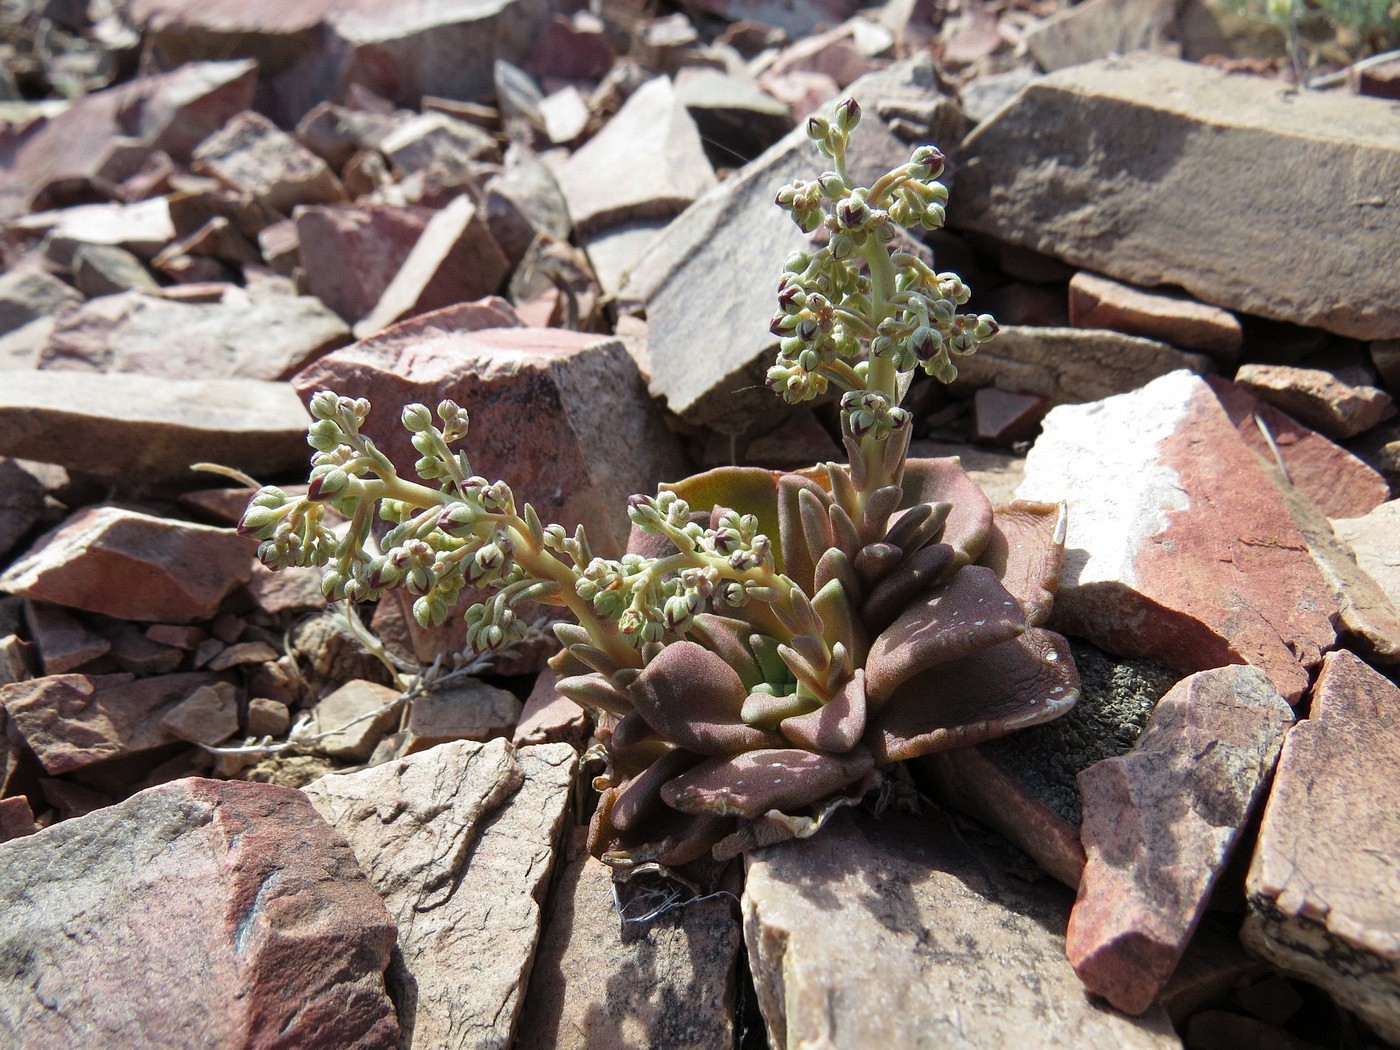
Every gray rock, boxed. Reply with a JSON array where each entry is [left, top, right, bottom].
[[308, 680, 403, 762], [958, 66, 1039, 125], [160, 681, 241, 746], [192, 110, 346, 215], [304, 739, 577, 1050], [0, 777, 400, 1048], [377, 111, 499, 179], [743, 808, 1182, 1048], [71, 244, 160, 297], [1023, 0, 1184, 72], [954, 55, 1400, 340], [16, 198, 176, 269], [0, 267, 81, 336], [403, 678, 522, 753]]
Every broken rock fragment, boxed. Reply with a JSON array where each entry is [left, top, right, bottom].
[[192, 110, 347, 214]]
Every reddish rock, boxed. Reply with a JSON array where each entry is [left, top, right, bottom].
[[1234, 363, 1397, 441], [293, 317, 691, 556], [0, 795, 38, 842], [352, 194, 510, 338], [762, 22, 889, 88], [1242, 650, 1400, 1043], [1210, 376, 1390, 519], [244, 561, 327, 616], [0, 505, 254, 623], [525, 12, 615, 82], [973, 387, 1051, 445], [1066, 665, 1294, 1014], [1069, 270, 1242, 359], [0, 371, 311, 485], [161, 681, 240, 745], [99, 621, 185, 675], [310, 680, 402, 762], [15, 198, 176, 268], [377, 111, 498, 178], [513, 668, 590, 750], [192, 110, 346, 215], [1018, 370, 1337, 703], [294, 202, 433, 324], [0, 671, 216, 773], [246, 697, 291, 738], [0, 777, 400, 1047]]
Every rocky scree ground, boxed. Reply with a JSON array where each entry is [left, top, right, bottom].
[[1, 0, 1399, 1047]]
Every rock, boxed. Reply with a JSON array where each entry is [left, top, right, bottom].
[[294, 100, 401, 171], [0, 315, 51, 370], [303, 739, 577, 1050], [100, 621, 185, 675], [949, 326, 1213, 404], [1, 671, 217, 773], [244, 560, 326, 616], [1023, 0, 1182, 72], [624, 58, 955, 431], [71, 244, 161, 297], [972, 387, 1050, 445], [1242, 650, 1400, 1044], [0, 371, 311, 484], [294, 202, 432, 325], [0, 777, 400, 1047], [955, 55, 1400, 340], [404, 678, 522, 753], [540, 86, 591, 146], [675, 68, 793, 166], [761, 21, 890, 89], [513, 668, 590, 750], [15, 198, 176, 269], [0, 59, 257, 220], [293, 316, 691, 556], [0, 505, 253, 623], [1233, 363, 1397, 441], [353, 194, 510, 339], [0, 795, 37, 842], [1016, 370, 1336, 703], [980, 281, 1070, 328], [1068, 270, 1242, 359], [1358, 56, 1400, 101], [525, 13, 615, 83], [0, 266, 81, 336], [1066, 665, 1294, 1014], [40, 287, 351, 381], [515, 829, 742, 1049], [160, 681, 240, 746], [743, 808, 1182, 1047], [1332, 500, 1400, 610], [377, 110, 498, 178], [683, 0, 862, 37], [190, 109, 345, 214], [1209, 376, 1391, 520], [483, 143, 573, 266], [309, 680, 403, 762], [23, 603, 111, 675], [1373, 338, 1400, 395], [959, 66, 1040, 125], [0, 459, 46, 560], [559, 75, 716, 236], [246, 697, 291, 738]]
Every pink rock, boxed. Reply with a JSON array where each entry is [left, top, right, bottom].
[[295, 202, 433, 324], [1234, 362, 1397, 441], [12, 198, 176, 269], [973, 387, 1050, 445], [160, 681, 240, 745], [0, 505, 254, 623], [24, 603, 112, 675], [192, 110, 346, 215], [0, 777, 400, 1046], [0, 671, 217, 773], [404, 679, 522, 753], [1209, 376, 1390, 519], [525, 12, 615, 82], [513, 667, 590, 750], [1018, 370, 1337, 703], [1069, 270, 1242, 359], [0, 795, 37, 842], [293, 316, 691, 556], [762, 23, 888, 89], [352, 195, 510, 339], [1242, 649, 1400, 1043], [1066, 665, 1294, 1014]]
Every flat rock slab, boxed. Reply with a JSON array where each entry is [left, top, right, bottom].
[[293, 317, 690, 555], [515, 830, 741, 1049], [0, 370, 311, 483], [0, 504, 253, 622], [1242, 649, 1400, 1043], [1017, 369, 1337, 703], [1332, 500, 1400, 610], [954, 55, 1400, 340], [1068, 665, 1294, 1014], [743, 808, 1182, 1048], [1068, 271, 1242, 358], [0, 777, 400, 1048], [303, 739, 577, 1050]]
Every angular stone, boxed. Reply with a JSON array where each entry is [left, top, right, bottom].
[[950, 326, 1213, 404], [377, 111, 498, 178], [0, 371, 311, 483], [540, 85, 591, 145], [1067, 665, 1294, 1014], [1069, 270, 1242, 358], [24, 602, 110, 674], [743, 809, 1182, 1047], [192, 110, 346, 215], [955, 55, 1400, 340], [0, 266, 81, 336], [1, 671, 216, 773], [513, 668, 590, 750], [304, 739, 576, 1050], [404, 679, 522, 753], [17, 198, 176, 269], [294, 319, 691, 555], [0, 795, 37, 842], [294, 202, 432, 325], [72, 244, 161, 297], [484, 143, 572, 266], [559, 76, 716, 235], [100, 621, 185, 675], [1024, 0, 1182, 72], [1234, 363, 1397, 441], [674, 68, 794, 165], [515, 829, 741, 1049], [0, 777, 400, 1047], [40, 287, 350, 381], [0, 459, 46, 560], [684, 0, 862, 37], [972, 387, 1050, 445], [1242, 650, 1400, 1044], [1332, 500, 1400, 610], [309, 680, 402, 762], [160, 681, 240, 746], [0, 505, 253, 623], [246, 697, 291, 738], [1017, 370, 1337, 703], [353, 194, 510, 338]]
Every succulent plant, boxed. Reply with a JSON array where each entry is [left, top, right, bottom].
[[240, 97, 1080, 871]]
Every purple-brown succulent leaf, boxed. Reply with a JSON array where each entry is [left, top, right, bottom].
[[778, 474, 831, 593], [854, 542, 902, 589], [590, 785, 733, 868], [884, 500, 952, 554], [858, 542, 956, 635], [628, 640, 786, 755], [812, 576, 866, 668], [710, 768, 881, 861], [687, 613, 767, 688], [660, 746, 876, 819], [605, 710, 669, 771], [814, 547, 861, 603], [867, 627, 1080, 763], [555, 671, 635, 718], [828, 502, 860, 557], [977, 501, 1067, 628], [610, 747, 706, 833], [865, 565, 1026, 704], [899, 458, 993, 566], [780, 668, 867, 752], [860, 484, 903, 547]]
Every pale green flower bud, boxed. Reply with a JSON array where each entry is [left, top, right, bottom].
[[401, 403, 433, 433], [834, 97, 861, 133], [309, 390, 341, 420], [307, 419, 342, 452]]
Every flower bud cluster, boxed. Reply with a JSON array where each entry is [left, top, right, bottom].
[[766, 249, 868, 404]]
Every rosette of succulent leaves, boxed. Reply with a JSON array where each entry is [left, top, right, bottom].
[[241, 97, 1081, 871]]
